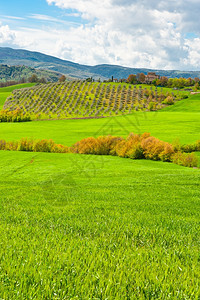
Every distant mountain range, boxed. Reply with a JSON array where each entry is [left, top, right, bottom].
[[1, 47, 200, 80]]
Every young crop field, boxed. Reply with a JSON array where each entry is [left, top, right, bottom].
[[0, 82, 200, 299], [3, 81, 189, 120], [0, 151, 200, 299]]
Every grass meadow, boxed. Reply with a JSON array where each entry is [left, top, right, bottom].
[[0, 83, 36, 110], [0, 83, 200, 299]]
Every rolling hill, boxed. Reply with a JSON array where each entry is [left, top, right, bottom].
[[0, 64, 63, 83], [1, 47, 200, 80], [3, 81, 185, 120], [0, 79, 200, 299]]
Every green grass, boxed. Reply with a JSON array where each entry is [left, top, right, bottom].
[[162, 94, 200, 112], [0, 83, 36, 93], [0, 151, 199, 299], [0, 83, 36, 109], [0, 82, 200, 298], [0, 92, 10, 110], [0, 111, 200, 145]]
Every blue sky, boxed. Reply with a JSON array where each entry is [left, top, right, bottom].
[[0, 0, 85, 30], [0, 0, 200, 70]]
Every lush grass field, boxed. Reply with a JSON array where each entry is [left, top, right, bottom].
[[0, 83, 200, 298], [0, 84, 199, 145], [0, 92, 10, 110], [0, 83, 36, 93], [0, 151, 199, 299], [0, 110, 200, 145], [0, 83, 36, 110]]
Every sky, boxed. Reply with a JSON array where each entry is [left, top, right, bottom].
[[0, 0, 200, 70]]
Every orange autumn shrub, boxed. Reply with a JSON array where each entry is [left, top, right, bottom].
[[72, 137, 97, 154], [51, 144, 69, 153], [72, 136, 123, 155], [114, 133, 144, 159], [32, 139, 55, 153], [140, 136, 165, 160], [0, 134, 198, 168], [159, 143, 175, 162], [17, 138, 34, 151], [140, 136, 175, 162]]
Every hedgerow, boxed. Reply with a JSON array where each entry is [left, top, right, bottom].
[[0, 109, 31, 122], [0, 134, 198, 168], [72, 133, 199, 168], [0, 138, 69, 153]]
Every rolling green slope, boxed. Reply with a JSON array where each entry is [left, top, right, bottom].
[[3, 81, 185, 120], [0, 151, 199, 298], [0, 83, 36, 109], [0, 80, 200, 298], [162, 93, 200, 112], [0, 111, 200, 145]]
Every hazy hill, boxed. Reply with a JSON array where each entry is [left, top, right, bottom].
[[1, 47, 200, 80], [0, 64, 63, 82]]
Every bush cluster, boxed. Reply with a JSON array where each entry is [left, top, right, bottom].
[[0, 138, 69, 153], [72, 133, 199, 168], [0, 109, 31, 122], [162, 96, 174, 105], [0, 134, 198, 168], [172, 152, 198, 168], [180, 140, 200, 153]]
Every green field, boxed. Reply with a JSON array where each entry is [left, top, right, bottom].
[[0, 83, 36, 110], [0, 83, 200, 299], [0, 110, 200, 145]]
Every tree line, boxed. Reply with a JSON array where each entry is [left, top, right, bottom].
[[126, 73, 200, 89], [0, 74, 67, 88]]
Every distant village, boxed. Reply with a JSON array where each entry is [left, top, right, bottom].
[[101, 72, 200, 89], [110, 72, 160, 84]]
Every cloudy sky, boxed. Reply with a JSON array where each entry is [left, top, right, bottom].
[[0, 0, 200, 70]]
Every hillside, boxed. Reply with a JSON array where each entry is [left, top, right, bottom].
[[1, 79, 200, 299], [3, 81, 186, 120], [0, 64, 63, 82], [1, 47, 200, 80]]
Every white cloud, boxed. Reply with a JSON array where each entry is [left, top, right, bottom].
[[183, 38, 200, 68], [0, 24, 16, 44], [2, 15, 26, 20], [44, 0, 200, 69], [0, 0, 200, 70], [29, 14, 80, 26]]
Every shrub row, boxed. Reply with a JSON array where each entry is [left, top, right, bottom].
[[0, 109, 31, 122], [0, 138, 69, 153], [71, 133, 199, 168], [180, 141, 200, 153], [0, 134, 198, 168]]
